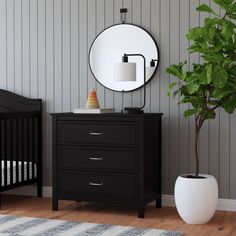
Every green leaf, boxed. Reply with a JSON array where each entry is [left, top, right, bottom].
[[208, 27, 216, 39], [212, 66, 228, 88], [226, 2, 236, 13], [166, 64, 183, 79], [206, 64, 213, 83], [166, 82, 178, 96], [204, 17, 221, 27], [199, 65, 212, 84], [205, 110, 216, 119], [191, 96, 205, 108], [212, 87, 233, 99], [188, 44, 204, 53], [187, 83, 200, 94], [183, 109, 197, 118], [196, 4, 216, 15], [199, 69, 208, 84], [187, 27, 203, 40], [202, 53, 224, 62], [222, 23, 234, 40], [173, 90, 180, 98], [222, 97, 236, 113], [213, 0, 232, 9], [228, 13, 236, 19]]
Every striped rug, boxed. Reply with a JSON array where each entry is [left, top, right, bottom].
[[0, 214, 182, 236]]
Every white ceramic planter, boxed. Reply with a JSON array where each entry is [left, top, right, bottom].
[[174, 174, 218, 224]]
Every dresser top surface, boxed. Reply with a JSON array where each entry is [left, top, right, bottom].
[[50, 112, 163, 117]]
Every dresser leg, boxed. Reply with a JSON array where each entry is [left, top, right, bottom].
[[156, 195, 162, 208], [138, 205, 145, 218]]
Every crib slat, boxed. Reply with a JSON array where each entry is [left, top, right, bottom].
[[26, 118, 30, 181], [37, 113, 42, 197], [32, 118, 35, 180], [0, 121, 2, 188], [9, 119, 13, 185], [4, 120, 7, 187], [15, 119, 19, 184], [21, 118, 24, 183]]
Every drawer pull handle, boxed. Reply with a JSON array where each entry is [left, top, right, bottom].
[[89, 132, 103, 136], [89, 157, 103, 161], [89, 181, 104, 186]]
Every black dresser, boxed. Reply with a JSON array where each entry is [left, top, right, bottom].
[[51, 112, 162, 218]]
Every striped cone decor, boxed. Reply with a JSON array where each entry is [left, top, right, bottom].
[[85, 89, 100, 109], [0, 214, 182, 236]]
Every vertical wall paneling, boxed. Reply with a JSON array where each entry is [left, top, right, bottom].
[[230, 113, 236, 199], [179, 0, 190, 175], [87, 0, 96, 97], [0, 0, 7, 89], [219, 113, 230, 199], [104, 0, 114, 108], [219, 9, 230, 199], [150, 0, 160, 113], [122, 0, 132, 109], [209, 2, 220, 182], [113, 0, 123, 112], [54, 0, 63, 112], [78, 0, 88, 108], [37, 0, 47, 185], [0, 0, 235, 199], [169, 0, 180, 194], [29, 0, 38, 98], [131, 0, 141, 108], [6, 0, 15, 92], [160, 0, 170, 194], [96, 0, 105, 107], [141, 0, 151, 112], [62, 0, 71, 112], [45, 0, 54, 186], [14, 0, 22, 94], [70, 0, 79, 110], [22, 0, 30, 97]]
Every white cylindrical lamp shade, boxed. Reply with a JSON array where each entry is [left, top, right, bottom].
[[115, 62, 136, 81]]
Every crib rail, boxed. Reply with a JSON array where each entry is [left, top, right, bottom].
[[0, 111, 42, 191]]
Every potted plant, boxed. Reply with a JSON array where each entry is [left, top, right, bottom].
[[166, 0, 236, 224]]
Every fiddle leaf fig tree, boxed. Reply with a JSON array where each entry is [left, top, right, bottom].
[[166, 0, 236, 177]]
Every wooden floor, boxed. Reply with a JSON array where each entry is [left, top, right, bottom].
[[0, 195, 236, 235]]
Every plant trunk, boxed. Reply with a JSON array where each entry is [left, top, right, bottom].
[[195, 123, 200, 177], [195, 115, 204, 177]]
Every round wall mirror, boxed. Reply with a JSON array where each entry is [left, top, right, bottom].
[[89, 24, 159, 92]]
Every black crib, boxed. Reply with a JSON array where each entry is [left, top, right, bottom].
[[0, 89, 42, 209]]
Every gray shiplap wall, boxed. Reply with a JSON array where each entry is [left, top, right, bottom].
[[0, 0, 236, 199]]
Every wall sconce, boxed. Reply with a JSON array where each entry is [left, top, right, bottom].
[[116, 53, 146, 114]]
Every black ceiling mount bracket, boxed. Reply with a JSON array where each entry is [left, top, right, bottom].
[[120, 8, 128, 23]]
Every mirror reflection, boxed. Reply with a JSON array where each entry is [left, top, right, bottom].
[[89, 24, 159, 92]]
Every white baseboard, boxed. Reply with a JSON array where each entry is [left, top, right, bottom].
[[3, 186, 236, 212], [161, 194, 236, 212], [161, 194, 176, 207]]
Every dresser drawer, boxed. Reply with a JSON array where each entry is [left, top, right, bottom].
[[58, 146, 137, 172], [58, 121, 137, 146], [58, 171, 137, 199]]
